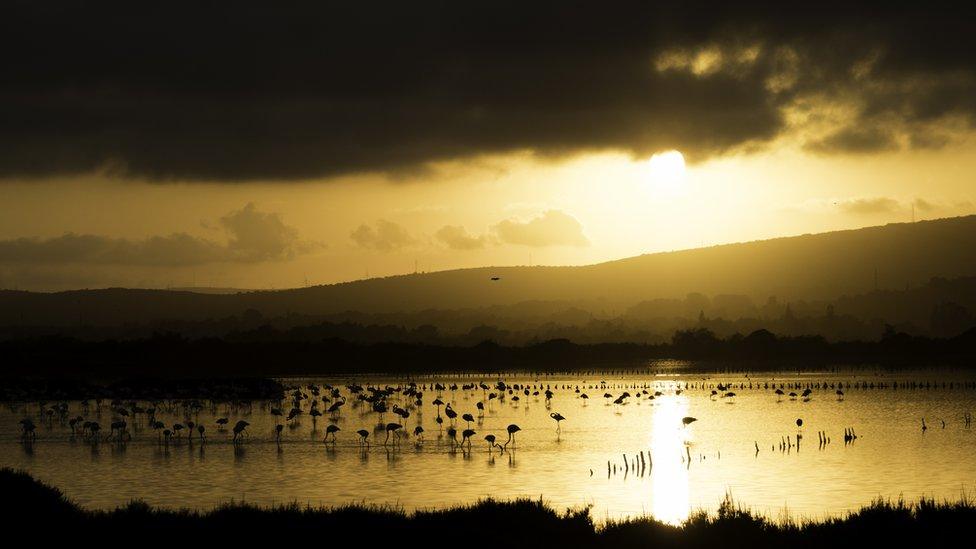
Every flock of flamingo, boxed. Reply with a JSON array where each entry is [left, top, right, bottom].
[[10, 376, 974, 457]]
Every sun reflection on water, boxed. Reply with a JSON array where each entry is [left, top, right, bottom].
[[651, 396, 690, 524]]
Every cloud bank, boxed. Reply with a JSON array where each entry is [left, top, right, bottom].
[[4, 3, 976, 182], [0, 203, 309, 266]]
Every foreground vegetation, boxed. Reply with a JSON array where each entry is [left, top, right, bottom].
[[3, 468, 974, 546]]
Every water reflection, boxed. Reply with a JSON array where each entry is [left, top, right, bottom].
[[2, 370, 976, 522], [651, 396, 689, 525]]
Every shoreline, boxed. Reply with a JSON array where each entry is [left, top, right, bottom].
[[3, 468, 974, 545]]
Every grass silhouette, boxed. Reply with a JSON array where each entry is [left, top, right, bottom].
[[3, 468, 974, 546]]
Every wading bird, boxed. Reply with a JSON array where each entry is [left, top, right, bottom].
[[325, 424, 340, 443], [19, 419, 36, 442], [385, 423, 402, 446], [357, 429, 370, 448], [504, 424, 521, 450], [233, 420, 250, 443]]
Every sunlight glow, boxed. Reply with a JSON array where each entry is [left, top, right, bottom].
[[647, 150, 687, 192], [651, 396, 691, 525]]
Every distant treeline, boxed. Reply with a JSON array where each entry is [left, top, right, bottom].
[[3, 326, 975, 379], [4, 467, 976, 547], [0, 377, 284, 402], [3, 275, 976, 346]]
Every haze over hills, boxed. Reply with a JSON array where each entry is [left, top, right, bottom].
[[2, 215, 976, 328]]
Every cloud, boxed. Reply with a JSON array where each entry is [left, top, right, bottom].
[[435, 225, 489, 250], [804, 126, 899, 155], [220, 203, 306, 261], [835, 197, 901, 215], [7, 4, 976, 182], [492, 210, 589, 247], [0, 204, 309, 266], [913, 198, 938, 213], [350, 220, 416, 251]]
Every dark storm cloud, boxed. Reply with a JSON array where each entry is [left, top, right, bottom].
[[3, 2, 976, 182], [0, 203, 310, 265]]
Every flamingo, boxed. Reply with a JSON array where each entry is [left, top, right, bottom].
[[484, 434, 498, 452], [385, 423, 403, 446], [357, 429, 370, 448], [461, 428, 476, 448], [274, 424, 284, 444], [444, 404, 458, 424], [462, 413, 475, 428], [233, 420, 250, 443], [681, 416, 697, 427], [503, 424, 521, 450], [216, 417, 229, 429], [325, 424, 340, 443], [550, 412, 565, 432], [327, 399, 346, 418], [19, 419, 36, 442], [413, 426, 425, 442]]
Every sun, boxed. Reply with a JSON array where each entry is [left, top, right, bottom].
[[647, 150, 687, 191]]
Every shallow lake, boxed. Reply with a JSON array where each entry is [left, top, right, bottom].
[[3, 365, 976, 523]]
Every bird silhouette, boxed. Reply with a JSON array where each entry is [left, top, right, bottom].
[[232, 420, 250, 443], [484, 434, 499, 452], [504, 424, 521, 450], [385, 423, 403, 446], [357, 429, 370, 448]]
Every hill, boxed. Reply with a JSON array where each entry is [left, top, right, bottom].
[[2, 215, 976, 327]]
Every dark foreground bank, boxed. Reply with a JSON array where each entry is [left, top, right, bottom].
[[2, 469, 974, 547]]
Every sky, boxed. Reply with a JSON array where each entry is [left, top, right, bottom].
[[1, 2, 975, 291]]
